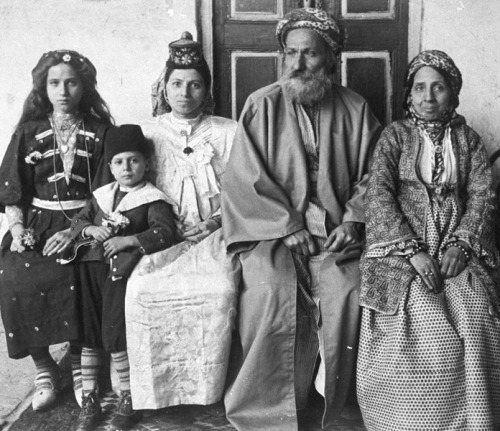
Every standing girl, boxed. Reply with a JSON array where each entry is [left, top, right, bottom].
[[0, 49, 114, 411]]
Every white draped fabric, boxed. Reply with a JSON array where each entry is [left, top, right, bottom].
[[125, 113, 239, 409]]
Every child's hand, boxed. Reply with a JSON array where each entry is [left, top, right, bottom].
[[10, 224, 26, 253], [86, 226, 113, 242], [103, 236, 134, 258]]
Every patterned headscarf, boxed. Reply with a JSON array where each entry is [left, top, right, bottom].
[[404, 50, 462, 186], [151, 32, 214, 117], [276, 8, 345, 55], [404, 49, 462, 111]]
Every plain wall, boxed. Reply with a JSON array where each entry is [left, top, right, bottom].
[[419, 0, 500, 182]]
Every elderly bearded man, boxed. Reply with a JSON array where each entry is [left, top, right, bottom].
[[221, 7, 381, 431]]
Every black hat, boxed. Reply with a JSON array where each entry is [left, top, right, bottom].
[[105, 125, 147, 163]]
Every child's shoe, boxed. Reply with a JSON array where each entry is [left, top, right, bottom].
[[75, 390, 101, 431], [32, 369, 65, 411], [32, 378, 58, 411], [109, 390, 143, 430]]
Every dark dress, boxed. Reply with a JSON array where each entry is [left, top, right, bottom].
[[0, 116, 110, 358]]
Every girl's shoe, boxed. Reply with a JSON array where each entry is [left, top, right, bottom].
[[32, 369, 67, 411], [32, 379, 58, 411]]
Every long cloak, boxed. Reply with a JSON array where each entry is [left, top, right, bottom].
[[221, 82, 381, 430]]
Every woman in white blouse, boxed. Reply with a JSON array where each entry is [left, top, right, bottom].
[[124, 32, 238, 410]]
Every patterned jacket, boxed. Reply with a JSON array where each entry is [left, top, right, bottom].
[[360, 116, 499, 315]]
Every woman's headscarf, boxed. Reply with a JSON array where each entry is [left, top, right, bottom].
[[404, 50, 463, 185], [151, 32, 214, 117], [404, 49, 462, 112]]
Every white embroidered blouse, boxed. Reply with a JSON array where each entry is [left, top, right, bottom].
[[142, 112, 237, 229]]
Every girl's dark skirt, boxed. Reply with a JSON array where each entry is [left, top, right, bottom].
[[0, 239, 81, 359], [77, 261, 127, 353]]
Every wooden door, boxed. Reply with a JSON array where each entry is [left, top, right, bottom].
[[213, 0, 409, 126]]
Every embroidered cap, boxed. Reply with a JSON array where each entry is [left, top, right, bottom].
[[167, 31, 205, 69], [105, 125, 149, 163]]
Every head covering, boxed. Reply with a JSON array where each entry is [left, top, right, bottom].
[[404, 50, 463, 188], [276, 8, 345, 55], [404, 49, 462, 110], [105, 125, 148, 163], [151, 32, 214, 117]]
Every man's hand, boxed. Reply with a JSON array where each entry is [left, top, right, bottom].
[[325, 222, 361, 252], [282, 229, 317, 256]]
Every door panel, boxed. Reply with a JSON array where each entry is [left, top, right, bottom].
[[213, 0, 408, 125], [341, 52, 391, 124], [232, 52, 283, 119]]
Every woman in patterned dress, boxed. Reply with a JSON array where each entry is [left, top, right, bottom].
[[0, 50, 113, 411], [124, 32, 238, 410], [357, 50, 500, 430]]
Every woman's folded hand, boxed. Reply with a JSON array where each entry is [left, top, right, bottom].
[[409, 251, 443, 293]]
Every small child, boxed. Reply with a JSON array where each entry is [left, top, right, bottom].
[[71, 124, 179, 431]]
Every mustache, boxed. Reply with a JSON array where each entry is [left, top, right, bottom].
[[282, 69, 317, 80]]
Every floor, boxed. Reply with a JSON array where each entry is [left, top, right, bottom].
[[9, 387, 367, 431]]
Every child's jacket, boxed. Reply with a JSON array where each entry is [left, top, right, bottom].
[[71, 181, 178, 279]]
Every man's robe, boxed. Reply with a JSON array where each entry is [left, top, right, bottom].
[[221, 82, 381, 430]]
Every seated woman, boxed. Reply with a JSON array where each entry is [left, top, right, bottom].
[[357, 50, 500, 430], [124, 32, 239, 410]]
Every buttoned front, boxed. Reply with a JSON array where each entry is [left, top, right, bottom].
[[0, 115, 111, 359], [144, 113, 236, 229], [70, 181, 179, 280]]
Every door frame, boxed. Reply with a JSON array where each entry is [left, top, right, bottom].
[[201, 0, 423, 117]]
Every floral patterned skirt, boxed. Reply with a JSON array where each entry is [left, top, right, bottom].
[[125, 229, 239, 409]]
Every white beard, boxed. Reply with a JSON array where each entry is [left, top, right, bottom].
[[281, 68, 332, 105]]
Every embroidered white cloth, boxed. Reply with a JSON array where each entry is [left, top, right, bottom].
[[125, 113, 239, 409], [144, 113, 234, 227]]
